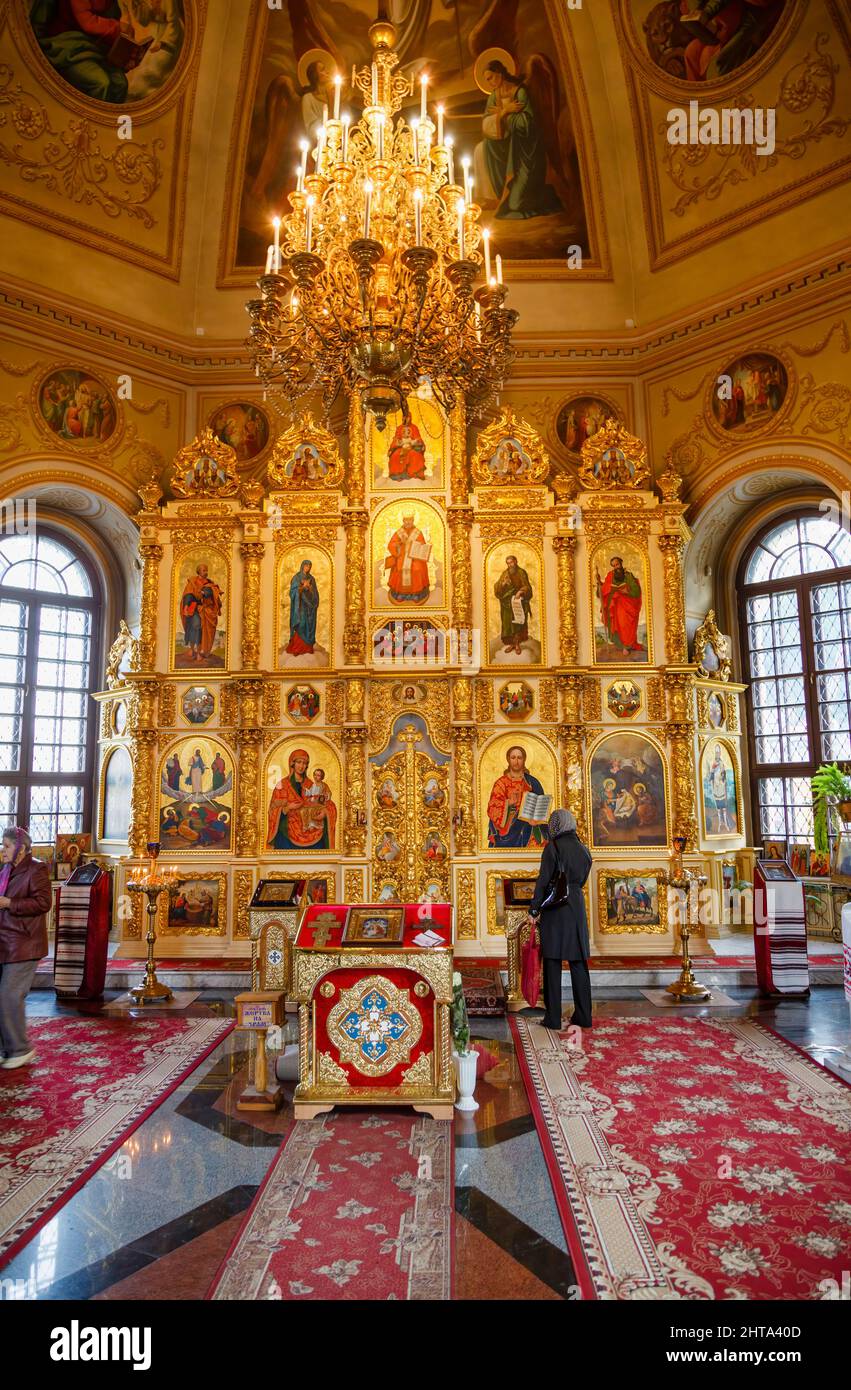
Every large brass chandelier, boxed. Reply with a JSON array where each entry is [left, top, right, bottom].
[[245, 15, 518, 431]]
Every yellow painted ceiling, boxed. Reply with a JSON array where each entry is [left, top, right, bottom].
[[0, 0, 848, 347]]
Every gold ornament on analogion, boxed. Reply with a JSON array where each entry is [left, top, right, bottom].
[[578, 420, 649, 491]]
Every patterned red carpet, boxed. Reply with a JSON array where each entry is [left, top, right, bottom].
[[208, 1111, 453, 1300], [0, 1015, 233, 1268], [511, 1014, 851, 1300]]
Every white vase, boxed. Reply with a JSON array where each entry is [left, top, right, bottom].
[[453, 1049, 478, 1112]]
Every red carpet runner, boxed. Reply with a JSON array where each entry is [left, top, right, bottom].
[[0, 1014, 233, 1267], [209, 1110, 453, 1300], [511, 1014, 851, 1300]]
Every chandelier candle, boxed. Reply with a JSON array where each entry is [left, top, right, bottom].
[[482, 228, 491, 281], [245, 14, 517, 429]]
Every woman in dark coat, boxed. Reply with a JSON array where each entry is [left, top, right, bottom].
[[522, 808, 593, 1031]]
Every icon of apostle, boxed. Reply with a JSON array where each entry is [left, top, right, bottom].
[[486, 745, 547, 848], [179, 563, 223, 663], [384, 514, 431, 603], [494, 555, 533, 654], [267, 749, 337, 850], [596, 555, 644, 657]]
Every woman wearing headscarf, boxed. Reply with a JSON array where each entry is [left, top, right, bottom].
[[521, 809, 593, 1031], [0, 827, 52, 1069]]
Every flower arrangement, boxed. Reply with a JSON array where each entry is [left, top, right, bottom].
[[451, 971, 470, 1056]]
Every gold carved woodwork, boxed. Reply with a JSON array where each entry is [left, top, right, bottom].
[[263, 681, 281, 725], [343, 727, 368, 855], [240, 542, 265, 669], [471, 406, 549, 486], [658, 532, 688, 665], [267, 412, 345, 488], [725, 692, 739, 733], [234, 870, 254, 942], [367, 677, 451, 755], [558, 673, 584, 724], [128, 728, 156, 856], [371, 724, 451, 900], [402, 1051, 434, 1085], [579, 507, 652, 539], [539, 678, 559, 723], [477, 518, 546, 545], [345, 677, 366, 723], [552, 535, 578, 664], [158, 683, 176, 727], [344, 867, 364, 904], [452, 725, 476, 857], [325, 681, 344, 726], [235, 729, 261, 857], [696, 687, 709, 729], [319, 1051, 351, 1085], [452, 676, 473, 722], [449, 400, 468, 505], [455, 869, 477, 939], [581, 676, 602, 723], [105, 619, 140, 689], [667, 721, 699, 851], [347, 391, 366, 509], [558, 726, 586, 840], [693, 609, 733, 682], [475, 679, 492, 723], [137, 544, 162, 671], [294, 948, 453, 1008], [100, 701, 112, 739], [219, 683, 238, 727], [171, 429, 240, 498], [486, 869, 537, 937], [342, 509, 368, 665], [448, 507, 474, 630], [578, 420, 649, 491], [647, 676, 666, 723]]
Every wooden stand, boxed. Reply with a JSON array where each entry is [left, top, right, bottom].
[[235, 991, 285, 1112]]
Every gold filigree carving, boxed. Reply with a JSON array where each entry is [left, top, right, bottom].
[[342, 508, 368, 665], [170, 430, 240, 498], [344, 867, 364, 903], [725, 692, 739, 733], [552, 534, 578, 664], [263, 681, 281, 725], [452, 677, 473, 722], [105, 619, 139, 689], [475, 679, 492, 723], [240, 542, 265, 669], [234, 870, 254, 942], [267, 411, 345, 488], [452, 726, 476, 856], [319, 1051, 350, 1084], [792, 375, 851, 449], [402, 1050, 434, 1084], [326, 974, 423, 1077], [343, 727, 368, 855], [219, 684, 238, 727], [658, 532, 688, 666], [647, 676, 666, 723], [158, 683, 176, 726], [319, 980, 336, 998], [581, 676, 602, 723], [471, 406, 549, 485], [578, 420, 649, 490], [693, 609, 732, 682], [448, 506, 474, 630], [456, 870, 477, 940], [539, 678, 559, 723], [477, 518, 545, 544]]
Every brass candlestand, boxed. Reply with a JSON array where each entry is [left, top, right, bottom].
[[666, 836, 711, 1003], [127, 843, 178, 1005]]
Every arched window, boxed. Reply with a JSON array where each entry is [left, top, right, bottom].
[[739, 510, 851, 843], [0, 529, 102, 843]]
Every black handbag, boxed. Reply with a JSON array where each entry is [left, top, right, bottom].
[[539, 861, 569, 911]]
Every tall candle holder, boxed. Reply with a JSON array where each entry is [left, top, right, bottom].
[[126, 843, 179, 1005], [665, 835, 711, 1002]]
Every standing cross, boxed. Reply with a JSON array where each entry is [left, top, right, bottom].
[[311, 911, 338, 948]]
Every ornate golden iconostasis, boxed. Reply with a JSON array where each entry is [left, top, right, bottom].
[[95, 405, 747, 958]]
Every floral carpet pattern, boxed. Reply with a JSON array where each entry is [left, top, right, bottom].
[[208, 1110, 453, 1300], [0, 1015, 233, 1267], [511, 1015, 851, 1300]]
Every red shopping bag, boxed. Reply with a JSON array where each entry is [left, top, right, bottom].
[[521, 924, 542, 1008]]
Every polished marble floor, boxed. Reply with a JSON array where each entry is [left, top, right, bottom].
[[1, 983, 849, 1300]]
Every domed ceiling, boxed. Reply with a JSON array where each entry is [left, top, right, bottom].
[[0, 0, 848, 343]]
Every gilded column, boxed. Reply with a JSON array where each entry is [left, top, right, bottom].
[[449, 400, 468, 505], [137, 542, 163, 672], [665, 672, 698, 849], [451, 725, 476, 856], [448, 506, 474, 634], [342, 726, 368, 854], [557, 674, 585, 838], [346, 389, 366, 508], [236, 678, 263, 856], [553, 535, 578, 665], [127, 679, 158, 855], [658, 531, 688, 665], [342, 509, 368, 665], [239, 542, 265, 670]]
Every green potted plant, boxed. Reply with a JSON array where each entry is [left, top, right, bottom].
[[451, 971, 477, 1112], [811, 762, 851, 852]]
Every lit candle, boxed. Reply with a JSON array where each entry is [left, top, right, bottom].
[[456, 197, 465, 259], [411, 117, 420, 166], [446, 136, 454, 185], [363, 180, 373, 238], [461, 154, 470, 200], [436, 103, 444, 144], [496, 253, 503, 284], [482, 227, 491, 281], [299, 139, 308, 185], [333, 72, 342, 121], [315, 125, 326, 170], [264, 244, 274, 275], [341, 112, 349, 162], [465, 171, 473, 205], [376, 111, 385, 161], [420, 72, 428, 121], [413, 187, 423, 245], [371, 62, 378, 105], [305, 195, 314, 252], [273, 215, 280, 268], [295, 162, 303, 192], [291, 292, 299, 318]]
